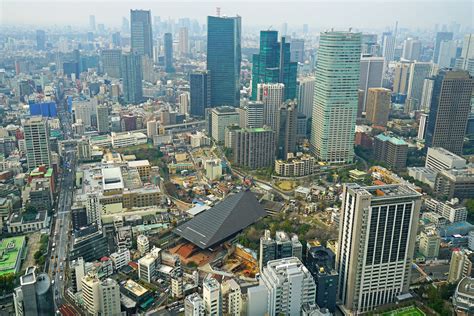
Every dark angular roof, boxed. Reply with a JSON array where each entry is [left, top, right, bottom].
[[174, 190, 266, 249]]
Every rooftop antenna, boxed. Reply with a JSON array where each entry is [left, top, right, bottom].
[[216, 7, 221, 17]]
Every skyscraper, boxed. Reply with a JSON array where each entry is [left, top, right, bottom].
[[365, 88, 391, 126], [233, 127, 275, 169], [425, 70, 474, 155], [277, 101, 297, 159], [433, 32, 453, 63], [402, 38, 422, 61], [337, 184, 421, 313], [130, 9, 153, 58], [190, 71, 211, 117], [207, 15, 241, 107], [382, 32, 395, 62], [179, 27, 189, 56], [164, 33, 174, 73], [121, 52, 143, 104], [96, 105, 109, 134], [23, 117, 51, 170], [311, 31, 361, 163], [13, 266, 54, 316], [251, 30, 297, 101], [457, 33, 474, 74], [359, 56, 384, 111], [406, 62, 433, 111], [290, 39, 305, 63], [101, 49, 122, 78], [297, 77, 315, 120], [239, 101, 264, 128], [256, 83, 285, 134], [36, 30, 46, 50], [89, 15, 96, 31]]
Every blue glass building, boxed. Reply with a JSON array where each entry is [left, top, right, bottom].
[[206, 15, 241, 107]]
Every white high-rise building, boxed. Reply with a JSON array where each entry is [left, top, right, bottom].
[[185, 293, 205, 316], [74, 99, 97, 127], [382, 33, 395, 62], [23, 117, 51, 170], [81, 274, 101, 315], [203, 278, 221, 316], [99, 278, 121, 316], [146, 120, 158, 138], [297, 77, 315, 119], [359, 56, 384, 111], [311, 31, 361, 163], [420, 78, 434, 112], [402, 38, 422, 61], [221, 279, 242, 316], [438, 40, 458, 68], [179, 92, 189, 115], [256, 83, 285, 133], [239, 101, 264, 128], [337, 184, 421, 313], [260, 257, 316, 316], [179, 27, 189, 56], [458, 34, 474, 71]]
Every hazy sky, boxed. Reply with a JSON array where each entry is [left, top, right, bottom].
[[1, 0, 472, 30]]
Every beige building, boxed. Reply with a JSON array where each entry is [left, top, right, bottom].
[[448, 249, 473, 284], [365, 88, 391, 126], [274, 154, 316, 177], [221, 279, 242, 316], [418, 228, 440, 258], [81, 273, 121, 316]]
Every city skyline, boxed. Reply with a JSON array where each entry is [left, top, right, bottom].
[[1, 1, 473, 30]]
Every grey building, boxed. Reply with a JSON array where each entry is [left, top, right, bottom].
[[23, 117, 51, 170], [13, 266, 54, 316], [101, 49, 122, 78], [277, 101, 297, 160], [164, 33, 175, 73], [130, 9, 153, 58], [233, 127, 275, 169], [121, 52, 143, 104], [69, 224, 110, 262], [190, 71, 211, 118], [259, 230, 302, 271]]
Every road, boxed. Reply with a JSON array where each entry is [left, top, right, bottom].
[[44, 99, 78, 313]]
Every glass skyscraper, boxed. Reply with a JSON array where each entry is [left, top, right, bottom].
[[251, 30, 297, 101], [190, 71, 211, 117], [130, 10, 153, 58], [207, 15, 241, 107], [164, 32, 175, 73], [310, 31, 361, 163], [121, 52, 143, 104]]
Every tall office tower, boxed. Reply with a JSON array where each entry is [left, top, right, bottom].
[[337, 184, 421, 313], [207, 15, 241, 107], [82, 274, 121, 316], [281, 22, 288, 36], [277, 101, 297, 159], [164, 33, 175, 73], [406, 62, 433, 111], [311, 31, 361, 163], [23, 117, 51, 170], [203, 278, 222, 316], [36, 30, 46, 50], [121, 52, 143, 104], [256, 83, 285, 133], [457, 34, 474, 74], [297, 77, 315, 119], [425, 70, 474, 155], [359, 56, 384, 110], [112, 32, 121, 47], [260, 257, 316, 316], [420, 78, 435, 112], [290, 39, 305, 63], [239, 101, 264, 128], [433, 32, 453, 63], [121, 17, 129, 34], [179, 27, 189, 56], [13, 266, 54, 316], [382, 32, 396, 62], [438, 40, 458, 68], [96, 105, 109, 134], [101, 49, 122, 78], [233, 127, 275, 169], [130, 9, 153, 58], [251, 30, 297, 101], [185, 293, 205, 316], [365, 88, 391, 126], [89, 15, 96, 31], [179, 92, 189, 115], [190, 71, 211, 117], [402, 38, 422, 61], [392, 61, 412, 95]]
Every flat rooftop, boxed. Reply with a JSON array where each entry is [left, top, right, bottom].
[[102, 167, 124, 191], [0, 236, 25, 276], [124, 279, 149, 297]]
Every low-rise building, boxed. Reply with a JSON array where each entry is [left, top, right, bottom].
[[434, 168, 474, 199], [425, 198, 467, 223], [138, 247, 161, 283], [0, 236, 26, 276], [274, 154, 316, 177], [419, 228, 440, 258], [374, 134, 408, 169], [109, 249, 130, 270], [426, 147, 467, 172]]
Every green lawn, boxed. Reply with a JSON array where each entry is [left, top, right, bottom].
[[382, 306, 425, 316]]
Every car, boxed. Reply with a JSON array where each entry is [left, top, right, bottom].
[[51, 280, 55, 285], [59, 275, 63, 280]]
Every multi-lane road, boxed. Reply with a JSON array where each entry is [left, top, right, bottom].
[[45, 100, 78, 313]]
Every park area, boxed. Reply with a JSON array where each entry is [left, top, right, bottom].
[[382, 306, 425, 316]]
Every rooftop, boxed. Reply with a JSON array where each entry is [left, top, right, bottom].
[[123, 279, 149, 297], [0, 236, 25, 275]]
